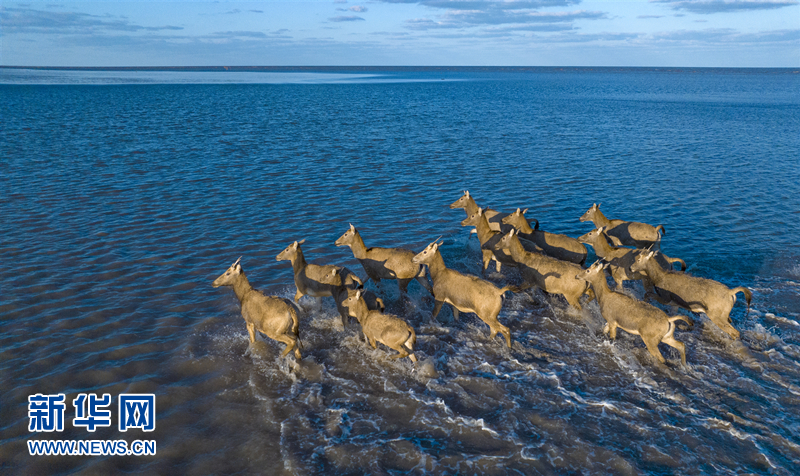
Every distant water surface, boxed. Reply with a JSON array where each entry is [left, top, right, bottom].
[[1, 67, 799, 475]]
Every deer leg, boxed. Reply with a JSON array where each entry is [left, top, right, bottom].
[[501, 326, 512, 348], [293, 290, 304, 302], [643, 338, 667, 365], [398, 279, 411, 294], [612, 269, 625, 291], [495, 259, 502, 273], [607, 323, 618, 340], [662, 335, 686, 365], [416, 276, 434, 296], [715, 319, 741, 340], [246, 322, 257, 343], [565, 292, 583, 311], [451, 306, 460, 321], [368, 336, 378, 349], [276, 335, 296, 358], [431, 300, 444, 321], [388, 344, 409, 360], [481, 250, 492, 271]]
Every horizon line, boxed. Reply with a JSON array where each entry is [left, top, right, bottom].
[[2, 65, 798, 72]]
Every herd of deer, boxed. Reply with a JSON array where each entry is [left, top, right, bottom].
[[212, 191, 753, 367]]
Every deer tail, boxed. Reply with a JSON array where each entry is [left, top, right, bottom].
[[731, 286, 752, 318], [656, 225, 666, 236], [666, 256, 686, 271], [499, 285, 522, 294]]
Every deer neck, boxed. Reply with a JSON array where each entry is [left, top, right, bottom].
[[475, 214, 496, 242], [517, 216, 534, 234], [592, 233, 616, 258], [425, 251, 448, 280], [232, 273, 254, 303], [591, 209, 611, 228], [464, 197, 479, 215], [349, 232, 369, 259], [588, 273, 611, 301], [290, 249, 308, 275], [643, 258, 665, 284], [354, 298, 370, 321], [505, 235, 526, 260]]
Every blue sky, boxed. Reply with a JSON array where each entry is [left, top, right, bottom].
[[1, 1, 798, 67]]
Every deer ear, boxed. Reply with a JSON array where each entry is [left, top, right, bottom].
[[515, 207, 521, 214], [332, 268, 338, 275], [465, 190, 470, 197], [477, 207, 483, 215], [522, 208, 528, 215], [349, 223, 355, 231], [297, 239, 306, 245], [355, 289, 362, 299]]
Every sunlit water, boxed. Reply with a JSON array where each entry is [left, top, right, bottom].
[[1, 67, 799, 475]]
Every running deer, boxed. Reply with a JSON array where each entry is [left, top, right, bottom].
[[449, 190, 510, 233], [212, 257, 302, 359], [324, 267, 386, 328], [341, 289, 418, 363], [335, 224, 433, 295], [460, 207, 534, 273], [412, 239, 517, 348], [578, 227, 686, 291], [577, 261, 688, 365], [630, 250, 752, 339], [494, 229, 590, 310], [501, 208, 587, 266], [579, 203, 665, 249], [276, 239, 361, 303]]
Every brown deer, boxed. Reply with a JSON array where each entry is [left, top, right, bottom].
[[631, 250, 752, 339], [335, 224, 433, 295], [579, 203, 664, 249], [494, 229, 590, 311], [275, 239, 361, 303], [449, 190, 510, 233], [412, 239, 517, 348], [577, 262, 688, 365], [212, 257, 301, 359], [341, 289, 418, 363], [502, 208, 587, 266]]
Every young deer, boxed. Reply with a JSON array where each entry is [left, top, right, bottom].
[[341, 289, 418, 363], [631, 250, 752, 339], [577, 262, 688, 365], [276, 239, 361, 303], [335, 224, 433, 295], [579, 203, 665, 249], [412, 239, 517, 348], [494, 229, 590, 311], [212, 257, 302, 359], [449, 190, 510, 233], [501, 208, 587, 266], [324, 267, 386, 328]]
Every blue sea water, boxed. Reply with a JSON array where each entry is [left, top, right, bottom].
[[1, 67, 799, 474]]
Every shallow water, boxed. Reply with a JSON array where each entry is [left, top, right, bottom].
[[1, 67, 799, 474]]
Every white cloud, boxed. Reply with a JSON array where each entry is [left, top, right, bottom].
[[652, 0, 798, 14]]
